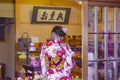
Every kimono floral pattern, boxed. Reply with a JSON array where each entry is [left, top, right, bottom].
[[40, 39, 74, 80]]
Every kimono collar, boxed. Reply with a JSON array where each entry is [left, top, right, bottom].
[[50, 39, 62, 44]]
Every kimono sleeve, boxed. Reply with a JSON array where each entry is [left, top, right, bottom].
[[40, 44, 48, 77], [63, 43, 75, 76]]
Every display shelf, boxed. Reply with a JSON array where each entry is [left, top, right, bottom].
[[15, 36, 82, 78], [63, 35, 81, 52], [72, 67, 82, 79], [15, 43, 41, 77], [63, 35, 81, 48]]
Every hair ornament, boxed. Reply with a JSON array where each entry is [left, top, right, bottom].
[[62, 28, 67, 33]]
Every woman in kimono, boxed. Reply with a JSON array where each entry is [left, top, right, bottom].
[[40, 26, 74, 80]]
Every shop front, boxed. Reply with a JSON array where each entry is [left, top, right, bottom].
[[14, 0, 82, 80], [1, 0, 120, 80]]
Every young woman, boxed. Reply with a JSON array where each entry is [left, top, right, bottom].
[[40, 26, 74, 80]]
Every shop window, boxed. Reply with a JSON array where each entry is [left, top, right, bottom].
[[88, 6, 120, 80]]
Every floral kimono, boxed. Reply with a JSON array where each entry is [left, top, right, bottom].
[[40, 39, 74, 80]]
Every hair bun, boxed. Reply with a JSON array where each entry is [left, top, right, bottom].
[[52, 26, 67, 37]]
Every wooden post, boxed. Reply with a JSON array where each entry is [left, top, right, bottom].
[[15, 0, 20, 42], [82, 1, 88, 80], [15, 0, 20, 77]]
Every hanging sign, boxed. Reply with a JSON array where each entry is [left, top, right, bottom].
[[31, 6, 71, 24]]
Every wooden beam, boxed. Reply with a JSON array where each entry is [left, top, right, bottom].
[[88, 1, 120, 7], [0, 0, 14, 3], [88, 0, 120, 3], [15, 0, 20, 42], [82, 1, 88, 80]]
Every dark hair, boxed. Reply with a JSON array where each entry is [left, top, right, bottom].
[[52, 26, 66, 37]]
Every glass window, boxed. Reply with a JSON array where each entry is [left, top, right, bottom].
[[88, 6, 120, 80]]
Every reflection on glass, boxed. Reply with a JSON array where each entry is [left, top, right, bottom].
[[88, 6, 120, 80], [98, 41, 104, 59], [88, 41, 94, 53], [118, 34, 120, 58], [88, 34, 94, 53], [98, 33, 115, 59], [107, 61, 115, 80], [88, 52, 95, 80], [107, 34, 114, 57], [98, 61, 115, 80], [118, 62, 120, 79], [98, 61, 104, 80]]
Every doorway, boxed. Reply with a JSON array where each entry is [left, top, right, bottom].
[[0, 17, 15, 79]]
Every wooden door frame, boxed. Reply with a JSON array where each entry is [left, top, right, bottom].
[[82, 0, 120, 80]]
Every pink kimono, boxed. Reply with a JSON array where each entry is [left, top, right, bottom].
[[40, 39, 74, 80]]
